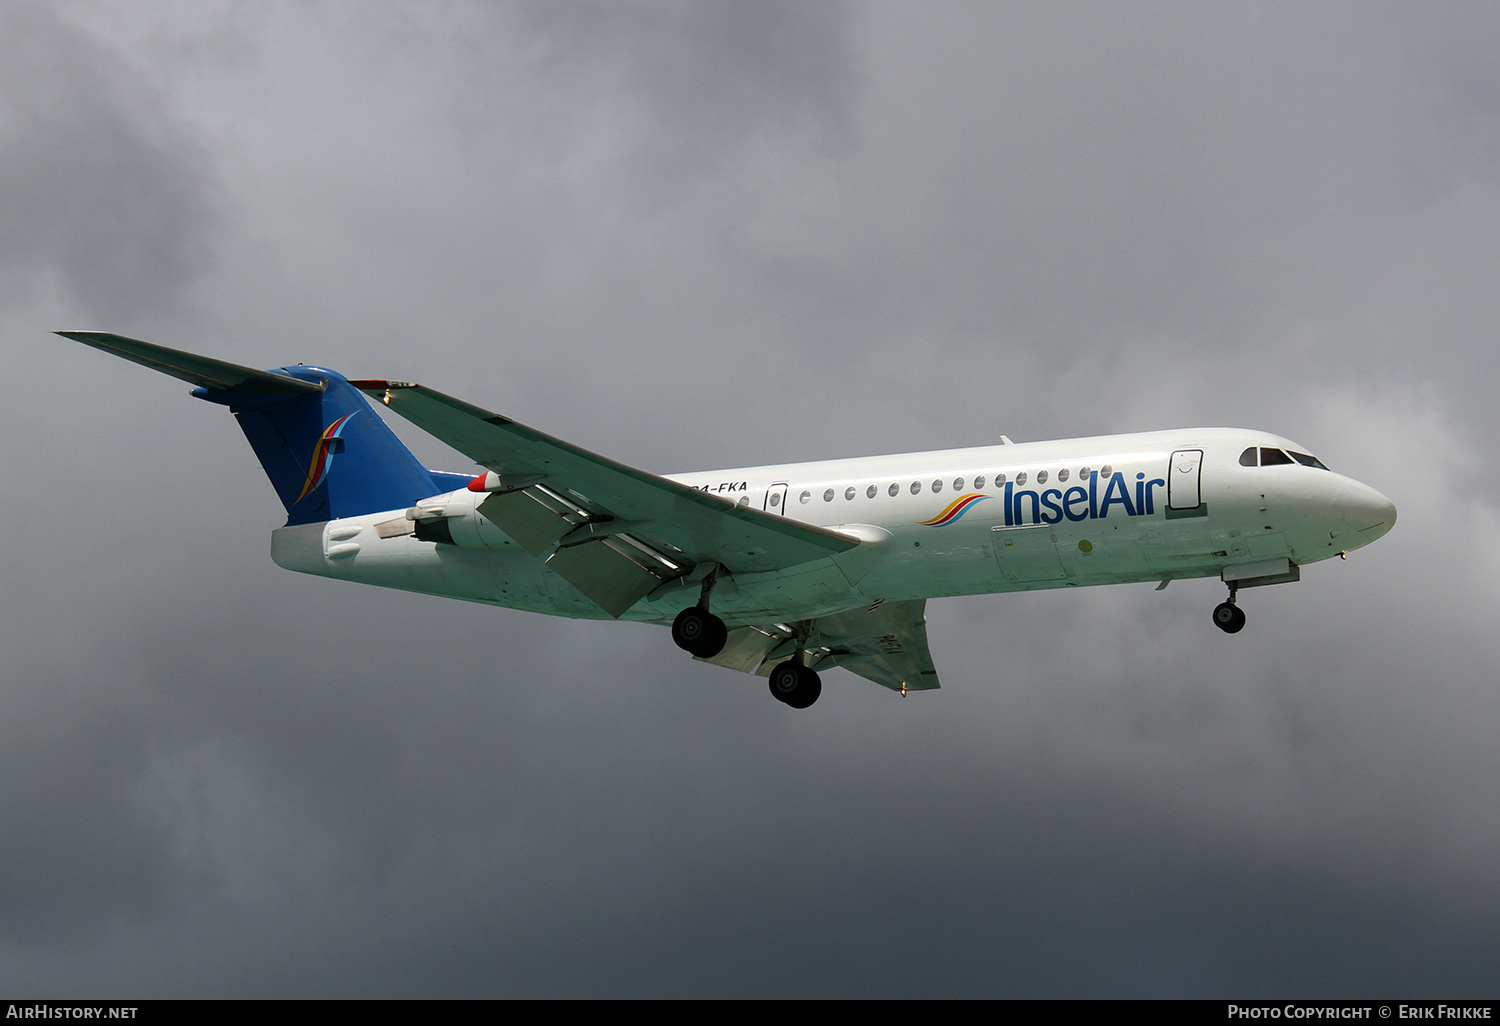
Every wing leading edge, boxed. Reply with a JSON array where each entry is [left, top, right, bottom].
[[355, 380, 859, 616]]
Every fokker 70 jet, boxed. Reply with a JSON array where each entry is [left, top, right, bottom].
[[58, 332, 1397, 709]]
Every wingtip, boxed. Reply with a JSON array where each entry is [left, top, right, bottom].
[[55, 330, 137, 346]]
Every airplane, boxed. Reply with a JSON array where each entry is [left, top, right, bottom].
[[57, 331, 1397, 709]]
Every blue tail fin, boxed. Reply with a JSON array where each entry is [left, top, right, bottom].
[[198, 367, 444, 525], [58, 332, 447, 525]]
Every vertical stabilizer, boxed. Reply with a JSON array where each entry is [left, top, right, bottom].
[[202, 368, 442, 525], [57, 332, 445, 525]]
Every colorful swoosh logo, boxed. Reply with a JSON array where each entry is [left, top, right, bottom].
[[295, 411, 357, 504], [919, 492, 991, 526]]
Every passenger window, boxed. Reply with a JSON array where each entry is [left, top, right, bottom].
[[824, 488, 835, 502], [953, 477, 965, 491], [1058, 468, 1069, 482], [1239, 447, 1258, 467], [845, 486, 856, 500], [1036, 470, 1048, 484], [867, 484, 877, 499], [770, 492, 781, 507], [910, 481, 921, 495], [1260, 448, 1294, 466], [932, 479, 943, 493], [974, 475, 986, 489], [1100, 464, 1112, 477], [1015, 471, 1027, 486], [995, 473, 1006, 486], [738, 495, 749, 507], [889, 483, 899, 497], [1079, 467, 1091, 478], [799, 490, 811, 504]]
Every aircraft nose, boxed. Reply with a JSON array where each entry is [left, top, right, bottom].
[[1338, 480, 1397, 543]]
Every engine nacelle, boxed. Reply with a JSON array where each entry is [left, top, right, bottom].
[[406, 489, 512, 549]]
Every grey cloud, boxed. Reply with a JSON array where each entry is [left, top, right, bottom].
[[0, 3, 217, 324], [512, 1, 857, 167], [5, 1, 1500, 997]]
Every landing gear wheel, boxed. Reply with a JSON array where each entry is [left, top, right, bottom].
[[1212, 601, 1246, 634], [768, 660, 822, 709], [672, 606, 728, 658]]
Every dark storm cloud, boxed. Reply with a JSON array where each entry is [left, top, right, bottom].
[[6, 1, 1500, 997], [512, 0, 856, 176], [0, 4, 217, 323]]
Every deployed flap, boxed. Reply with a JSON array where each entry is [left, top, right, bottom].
[[56, 332, 322, 395], [354, 381, 858, 579], [547, 534, 686, 617], [815, 598, 941, 692], [693, 598, 942, 693]]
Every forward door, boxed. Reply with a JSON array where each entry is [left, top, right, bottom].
[[1168, 449, 1203, 510]]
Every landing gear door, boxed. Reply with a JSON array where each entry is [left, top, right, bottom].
[[1169, 449, 1203, 510], [764, 482, 789, 515]]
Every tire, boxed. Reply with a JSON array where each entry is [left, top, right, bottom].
[[1213, 601, 1246, 634], [672, 606, 728, 658], [784, 671, 822, 709], [768, 661, 821, 708]]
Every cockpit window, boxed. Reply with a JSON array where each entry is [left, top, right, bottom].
[[1243, 445, 1329, 470], [1288, 451, 1329, 470]]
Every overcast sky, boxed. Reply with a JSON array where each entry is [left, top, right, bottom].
[[4, 1, 1499, 997]]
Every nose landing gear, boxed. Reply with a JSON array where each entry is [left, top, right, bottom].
[[1212, 584, 1246, 634]]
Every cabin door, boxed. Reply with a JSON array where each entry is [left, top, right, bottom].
[[1168, 449, 1203, 510]]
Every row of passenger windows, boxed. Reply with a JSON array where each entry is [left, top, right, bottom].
[[770, 465, 1119, 505], [1239, 446, 1329, 470], [752, 446, 1327, 509]]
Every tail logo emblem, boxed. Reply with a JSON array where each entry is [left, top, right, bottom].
[[295, 412, 358, 504]]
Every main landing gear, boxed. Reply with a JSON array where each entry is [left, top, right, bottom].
[[671, 564, 728, 658], [767, 621, 822, 709], [671, 604, 728, 658], [1212, 583, 1247, 634], [670, 567, 823, 709], [767, 659, 822, 709]]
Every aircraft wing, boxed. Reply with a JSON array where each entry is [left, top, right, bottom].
[[817, 598, 941, 692], [698, 598, 941, 693], [354, 379, 858, 616]]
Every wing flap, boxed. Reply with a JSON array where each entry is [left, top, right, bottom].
[[692, 599, 942, 693], [546, 535, 686, 618], [817, 599, 941, 692], [477, 487, 584, 557], [694, 625, 784, 674]]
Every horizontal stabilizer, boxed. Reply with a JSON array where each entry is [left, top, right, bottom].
[[55, 331, 322, 395]]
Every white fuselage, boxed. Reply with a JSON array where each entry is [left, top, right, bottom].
[[271, 427, 1396, 625]]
